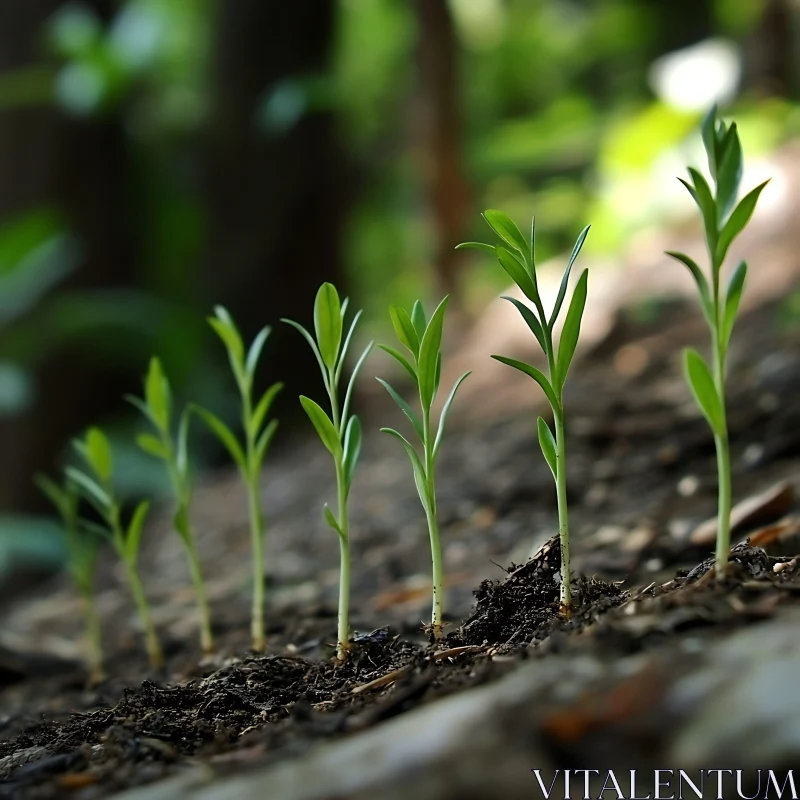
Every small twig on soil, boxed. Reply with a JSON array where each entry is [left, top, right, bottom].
[[351, 665, 412, 695], [431, 644, 485, 661]]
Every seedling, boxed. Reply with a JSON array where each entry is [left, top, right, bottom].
[[457, 213, 590, 611], [67, 427, 163, 668], [668, 107, 768, 574], [128, 357, 214, 654], [283, 283, 373, 661], [377, 297, 469, 639], [194, 307, 282, 652], [36, 474, 104, 683]]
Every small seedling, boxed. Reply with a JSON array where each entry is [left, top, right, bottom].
[[194, 307, 282, 652], [36, 474, 104, 683], [377, 297, 469, 639], [128, 357, 214, 654], [668, 107, 768, 574], [458, 213, 590, 611], [283, 283, 373, 661], [67, 427, 163, 668]]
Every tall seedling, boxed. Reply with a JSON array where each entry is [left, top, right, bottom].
[[283, 284, 373, 661], [68, 427, 163, 667], [378, 297, 469, 639], [194, 308, 282, 652], [128, 357, 214, 654], [458, 214, 590, 611], [668, 107, 768, 574]]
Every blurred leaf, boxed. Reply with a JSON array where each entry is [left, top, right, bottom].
[[537, 416, 557, 478]]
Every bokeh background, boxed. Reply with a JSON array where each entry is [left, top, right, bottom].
[[0, 0, 797, 582]]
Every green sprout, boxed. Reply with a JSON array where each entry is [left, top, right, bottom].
[[67, 427, 163, 668], [377, 297, 470, 639], [458, 212, 590, 612], [283, 283, 373, 661], [193, 307, 282, 653], [128, 357, 214, 655], [667, 107, 769, 574], [36, 474, 104, 683]]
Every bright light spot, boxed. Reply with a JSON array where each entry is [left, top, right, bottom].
[[450, 0, 505, 49], [649, 39, 741, 112]]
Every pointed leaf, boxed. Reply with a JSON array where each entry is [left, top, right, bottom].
[[502, 296, 546, 353], [550, 225, 590, 328], [35, 474, 70, 519], [455, 241, 496, 255], [125, 394, 156, 427], [125, 500, 150, 561], [340, 297, 350, 318], [482, 209, 529, 263], [491, 355, 559, 412], [376, 378, 423, 441], [282, 318, 330, 388], [433, 371, 471, 459], [176, 408, 190, 479], [65, 467, 110, 511], [314, 282, 342, 371], [701, 105, 719, 180], [191, 405, 247, 471], [85, 427, 113, 482], [341, 340, 374, 429], [336, 309, 363, 383], [209, 310, 244, 369], [722, 260, 747, 348], [554, 268, 588, 392], [253, 419, 279, 472], [300, 396, 342, 458], [685, 168, 719, 260], [136, 433, 169, 460], [378, 344, 417, 381], [684, 348, 725, 436], [537, 416, 557, 478], [389, 305, 420, 357], [251, 381, 283, 438], [716, 123, 742, 221], [716, 181, 768, 267], [411, 300, 427, 337], [418, 295, 449, 409], [342, 415, 362, 490], [245, 326, 271, 380], [144, 357, 171, 431], [666, 251, 713, 326], [496, 246, 539, 304], [380, 427, 429, 510], [323, 503, 343, 537]]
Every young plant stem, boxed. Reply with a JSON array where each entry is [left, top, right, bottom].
[[334, 461, 351, 661], [183, 531, 214, 654], [246, 480, 266, 652], [421, 405, 443, 637], [553, 409, 572, 611], [82, 593, 104, 683], [711, 294, 732, 573], [121, 554, 163, 668]]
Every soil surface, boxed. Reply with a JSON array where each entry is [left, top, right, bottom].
[[3, 287, 800, 799]]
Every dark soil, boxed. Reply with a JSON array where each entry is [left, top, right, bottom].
[[3, 292, 800, 798]]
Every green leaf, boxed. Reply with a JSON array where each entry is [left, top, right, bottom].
[[433, 371, 471, 459], [125, 394, 156, 427], [136, 433, 169, 460], [125, 499, 150, 561], [65, 466, 110, 511], [418, 295, 449, 409], [716, 123, 742, 221], [410, 300, 427, 338], [35, 474, 71, 520], [245, 326, 271, 380], [683, 348, 725, 436], [341, 340, 374, 429], [176, 408, 190, 479], [496, 246, 539, 304], [554, 268, 588, 392], [389, 305, 420, 357], [537, 416, 557, 478], [314, 282, 342, 372], [191, 405, 247, 472], [300, 395, 342, 458], [336, 309, 363, 383], [482, 209, 529, 263], [716, 180, 768, 267], [701, 105, 719, 180], [491, 355, 559, 412], [342, 415, 362, 490], [144, 357, 171, 432], [340, 297, 350, 318], [378, 344, 417, 381], [502, 297, 546, 353], [550, 225, 590, 328], [251, 381, 283, 438], [376, 377, 423, 441], [209, 308, 245, 369], [455, 241, 495, 255], [282, 318, 330, 387], [173, 504, 191, 543], [253, 419, 279, 473], [85, 427, 113, 482], [681, 169, 718, 258], [666, 251, 713, 326], [722, 260, 747, 348], [380, 427, 429, 511], [323, 503, 343, 537]]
